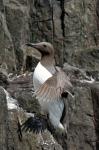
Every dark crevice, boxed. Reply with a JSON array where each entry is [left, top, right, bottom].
[[51, 4, 55, 42], [96, 0, 99, 30], [26, 56, 38, 71], [59, 0, 66, 66], [91, 84, 99, 150], [96, 0, 99, 18], [49, 1, 55, 43], [60, 0, 65, 37]]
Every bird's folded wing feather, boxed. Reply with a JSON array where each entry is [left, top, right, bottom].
[[34, 70, 72, 102]]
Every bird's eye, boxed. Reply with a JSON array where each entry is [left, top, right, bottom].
[[43, 44, 47, 47]]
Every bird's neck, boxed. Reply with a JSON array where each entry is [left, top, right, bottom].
[[40, 55, 55, 74]]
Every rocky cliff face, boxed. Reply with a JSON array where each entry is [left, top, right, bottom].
[[0, 0, 99, 150], [0, 0, 99, 71]]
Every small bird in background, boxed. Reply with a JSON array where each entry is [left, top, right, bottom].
[[23, 42, 74, 136]]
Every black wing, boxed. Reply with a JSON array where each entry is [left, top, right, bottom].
[[21, 115, 47, 133]]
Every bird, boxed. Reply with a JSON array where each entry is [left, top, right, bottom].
[[24, 42, 74, 135]]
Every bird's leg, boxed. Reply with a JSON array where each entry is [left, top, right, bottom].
[[48, 112, 67, 137], [58, 122, 65, 129], [55, 123, 67, 138]]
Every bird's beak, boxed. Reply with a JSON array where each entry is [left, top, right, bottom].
[[26, 43, 36, 47], [26, 43, 41, 52], [25, 43, 41, 59]]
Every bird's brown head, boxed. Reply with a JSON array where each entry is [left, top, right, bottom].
[[26, 42, 54, 58]]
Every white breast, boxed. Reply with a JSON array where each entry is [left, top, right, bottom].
[[33, 62, 64, 129], [33, 62, 52, 89]]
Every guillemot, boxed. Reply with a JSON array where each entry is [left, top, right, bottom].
[[26, 42, 74, 133]]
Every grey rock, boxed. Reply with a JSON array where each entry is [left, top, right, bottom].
[[0, 87, 8, 150]]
